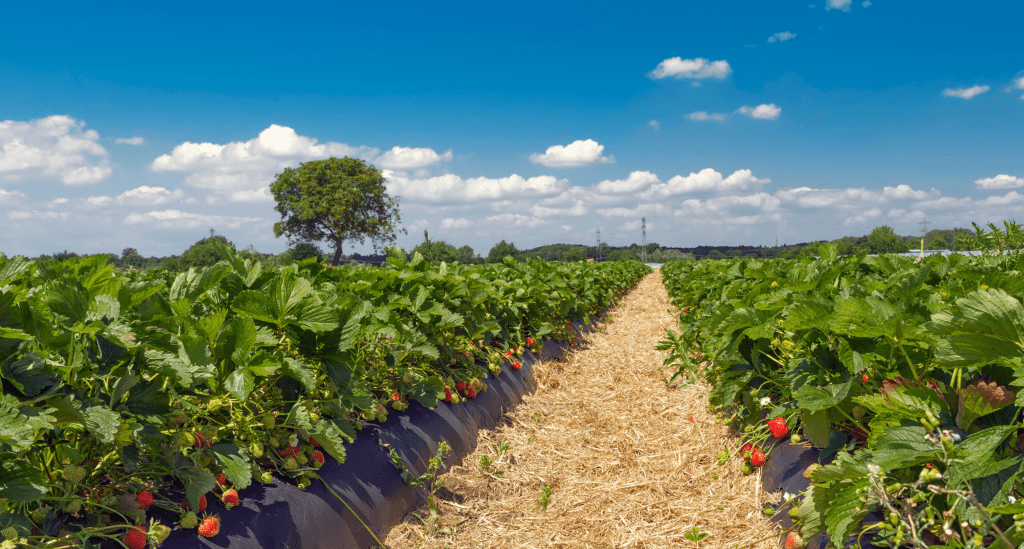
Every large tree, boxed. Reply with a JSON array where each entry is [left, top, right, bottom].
[[270, 157, 404, 265]]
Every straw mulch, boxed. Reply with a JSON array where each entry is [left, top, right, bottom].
[[384, 271, 781, 549]]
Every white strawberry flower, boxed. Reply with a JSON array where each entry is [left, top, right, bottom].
[[759, 397, 771, 406], [289, 433, 298, 447]]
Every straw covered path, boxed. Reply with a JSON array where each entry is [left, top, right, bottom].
[[385, 271, 780, 549]]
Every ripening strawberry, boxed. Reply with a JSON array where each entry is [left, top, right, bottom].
[[768, 417, 789, 439], [183, 494, 207, 512], [526, 338, 534, 347], [512, 361, 521, 370], [311, 450, 325, 468], [505, 351, 513, 357], [215, 473, 227, 487], [63, 464, 86, 484], [123, 526, 147, 549], [750, 447, 766, 467], [193, 432, 205, 449], [135, 489, 154, 510], [862, 374, 869, 382], [283, 457, 298, 470], [180, 511, 199, 529], [443, 387, 453, 402], [197, 516, 220, 538], [391, 393, 400, 401], [466, 387, 477, 398], [742, 443, 753, 461], [785, 532, 805, 549], [222, 489, 239, 509], [455, 381, 466, 391]]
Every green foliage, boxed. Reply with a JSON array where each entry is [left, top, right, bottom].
[[178, 234, 236, 269], [866, 225, 910, 254], [486, 240, 522, 263], [564, 247, 587, 262], [288, 242, 323, 263], [271, 156, 405, 265]]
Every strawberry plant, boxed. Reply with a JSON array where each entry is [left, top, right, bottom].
[[660, 239, 1024, 547]]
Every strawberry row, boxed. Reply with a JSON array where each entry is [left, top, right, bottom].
[[0, 247, 649, 547]]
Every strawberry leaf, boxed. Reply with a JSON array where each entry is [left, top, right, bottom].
[[210, 443, 253, 490], [956, 381, 1015, 430]]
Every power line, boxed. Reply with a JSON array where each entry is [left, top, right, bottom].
[[641, 217, 647, 263]]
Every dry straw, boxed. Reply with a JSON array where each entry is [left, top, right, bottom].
[[385, 271, 781, 549]]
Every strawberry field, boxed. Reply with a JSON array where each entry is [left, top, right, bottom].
[[0, 243, 649, 548], [659, 244, 1024, 548]]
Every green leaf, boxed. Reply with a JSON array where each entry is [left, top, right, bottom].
[[0, 461, 49, 502], [825, 479, 871, 544], [281, 358, 316, 392], [408, 377, 444, 409], [802, 409, 831, 447], [871, 425, 934, 470], [956, 381, 1015, 430], [818, 242, 839, 262], [246, 351, 280, 376], [224, 368, 255, 400], [168, 266, 230, 302], [0, 395, 54, 453], [229, 315, 257, 365], [209, 443, 253, 490], [179, 469, 216, 512], [1, 353, 59, 397], [294, 300, 338, 332], [311, 419, 350, 464], [785, 300, 832, 332], [284, 400, 313, 431], [82, 405, 121, 445], [44, 282, 90, 325], [232, 291, 277, 325], [795, 380, 852, 413]]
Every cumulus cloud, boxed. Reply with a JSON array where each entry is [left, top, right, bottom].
[[648, 57, 732, 80], [407, 219, 431, 232], [768, 31, 797, 43], [738, 104, 782, 119], [375, 146, 452, 170], [595, 171, 660, 194], [0, 115, 112, 185], [844, 207, 882, 226], [862, 0, 871, 6], [151, 124, 377, 203], [1013, 76, 1024, 99], [649, 120, 660, 130], [440, 217, 473, 230], [123, 209, 261, 229], [530, 200, 587, 218], [484, 213, 545, 229], [116, 185, 185, 205], [385, 171, 567, 202], [942, 85, 990, 99], [646, 168, 771, 197], [826, 0, 852, 10], [8, 210, 71, 221], [596, 203, 667, 218], [689, 111, 728, 122], [529, 139, 614, 168], [975, 174, 1024, 189], [116, 137, 145, 145]]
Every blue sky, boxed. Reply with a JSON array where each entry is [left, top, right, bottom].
[[2, 0, 1023, 258]]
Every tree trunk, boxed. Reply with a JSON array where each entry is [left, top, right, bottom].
[[331, 239, 344, 266]]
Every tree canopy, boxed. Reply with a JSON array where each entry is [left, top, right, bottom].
[[270, 156, 405, 265], [486, 240, 522, 263], [866, 226, 910, 254]]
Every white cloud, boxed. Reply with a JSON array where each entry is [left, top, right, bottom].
[[530, 200, 587, 218], [648, 57, 732, 80], [407, 219, 431, 232], [440, 217, 473, 230], [596, 203, 667, 218], [646, 168, 771, 197], [1013, 76, 1024, 99], [84, 196, 113, 207], [738, 104, 782, 120], [0, 115, 111, 185], [862, 0, 871, 6], [484, 213, 545, 229], [649, 120, 660, 131], [123, 209, 261, 229], [826, 0, 852, 10], [151, 124, 377, 203], [882, 184, 932, 200], [942, 85, 990, 99], [375, 146, 452, 170], [768, 31, 797, 43], [116, 137, 145, 145], [560, 224, 573, 232], [0, 188, 26, 203], [689, 111, 727, 122], [385, 171, 567, 202], [529, 139, 614, 168], [975, 174, 1024, 189], [595, 171, 660, 194], [844, 207, 882, 226], [116, 185, 185, 205], [8, 210, 71, 221]]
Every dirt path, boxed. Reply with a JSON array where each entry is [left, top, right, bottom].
[[385, 271, 780, 549]]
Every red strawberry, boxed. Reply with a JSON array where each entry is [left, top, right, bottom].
[[512, 361, 521, 370], [443, 387, 452, 402], [311, 450, 325, 467], [391, 393, 400, 401], [135, 489, 154, 510], [688, 416, 695, 423], [222, 489, 239, 508], [768, 417, 789, 439], [862, 374, 869, 382], [750, 447, 766, 467], [215, 473, 227, 487], [123, 526, 147, 549], [193, 432, 205, 448], [455, 381, 466, 391], [466, 387, 477, 398], [742, 443, 752, 460], [785, 532, 805, 549], [197, 516, 220, 538], [309, 437, 320, 447], [183, 494, 207, 512], [526, 338, 534, 347], [505, 351, 513, 357]]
